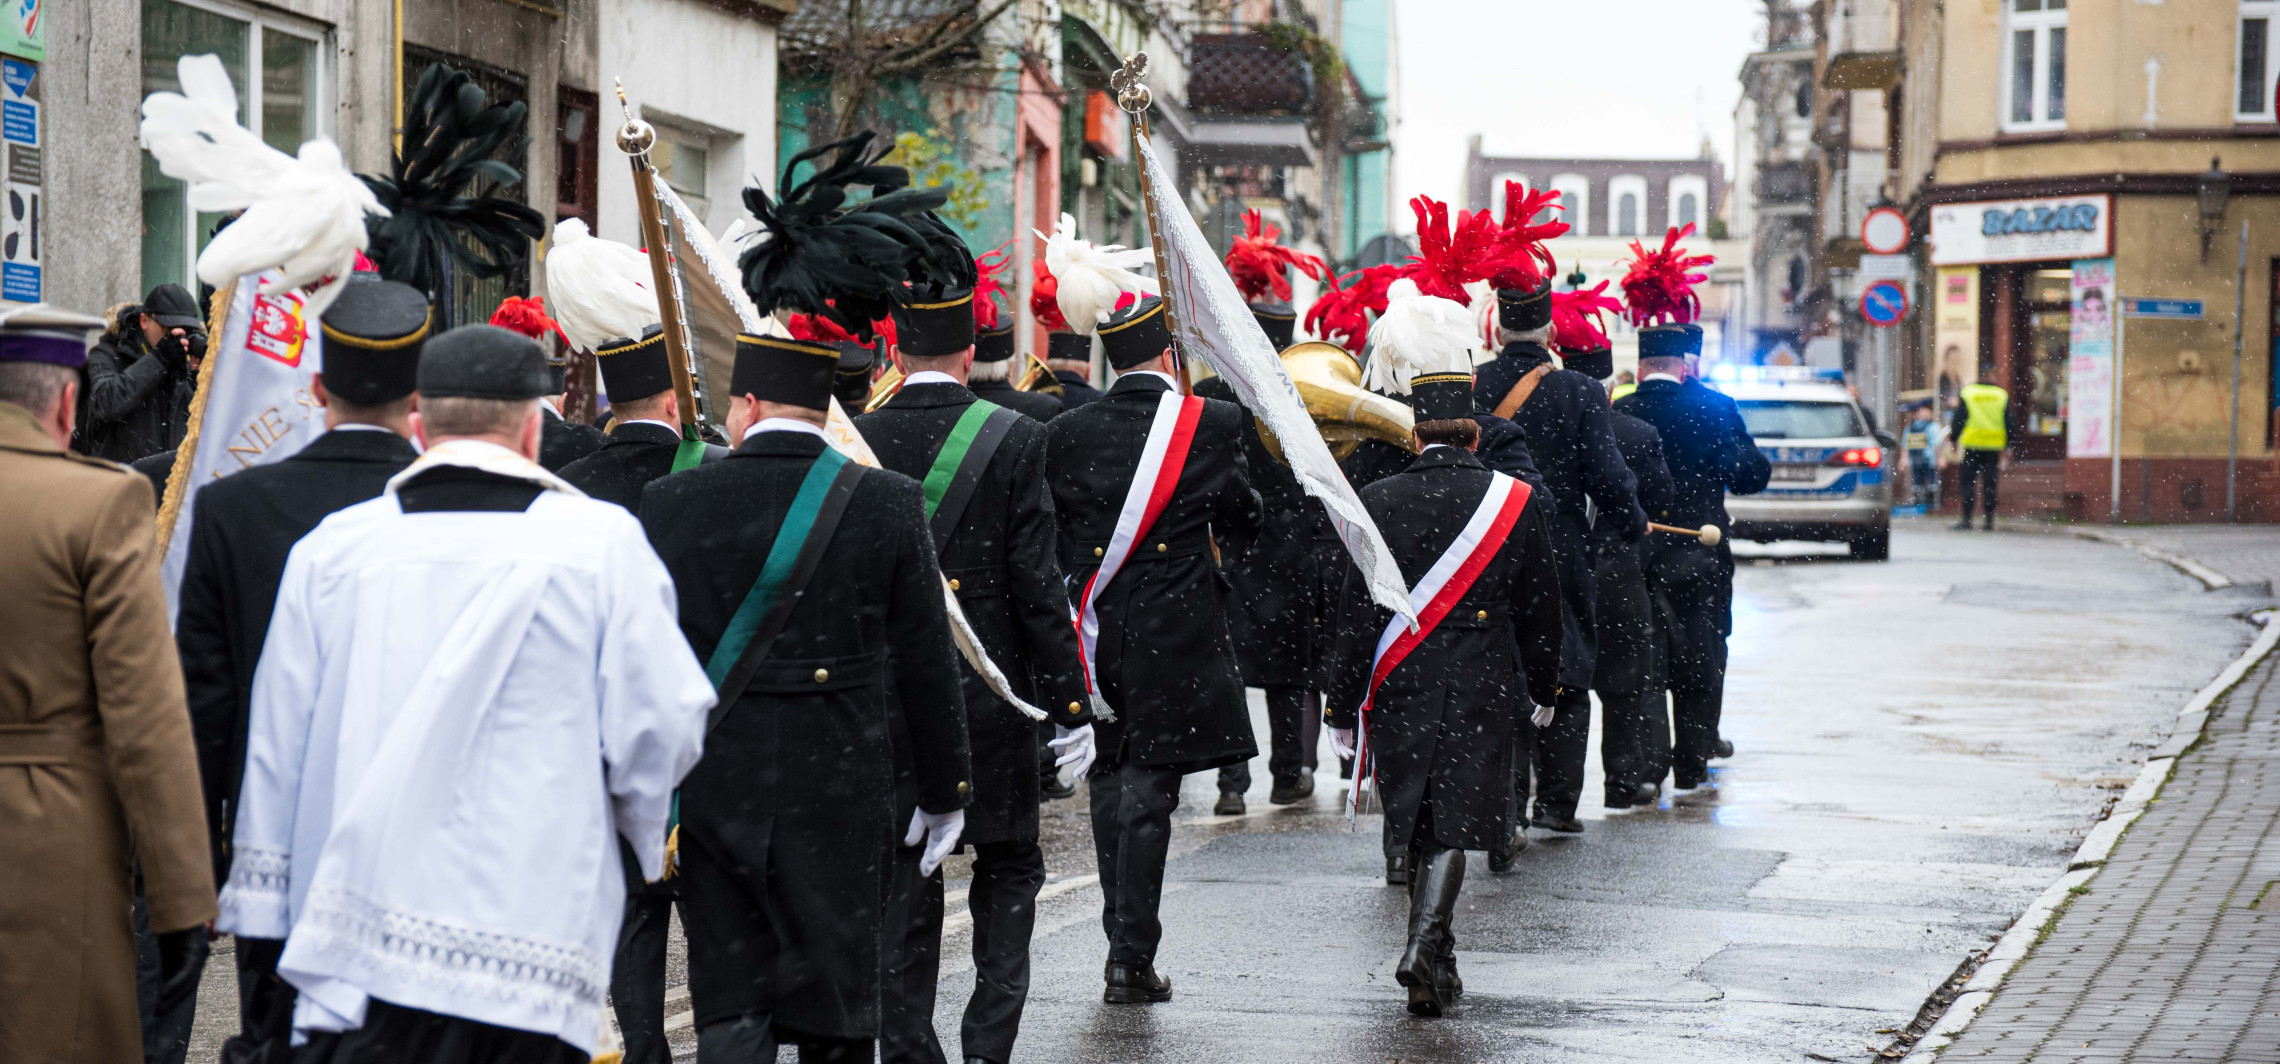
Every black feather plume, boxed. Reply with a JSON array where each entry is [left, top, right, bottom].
[[738, 132, 949, 332], [361, 64, 547, 298]]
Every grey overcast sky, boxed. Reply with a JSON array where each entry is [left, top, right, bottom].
[[1389, 0, 1766, 226]]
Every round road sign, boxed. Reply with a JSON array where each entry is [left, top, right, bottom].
[[1861, 207, 1910, 255], [1860, 279, 1909, 326]]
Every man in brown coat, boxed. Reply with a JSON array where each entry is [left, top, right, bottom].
[[0, 305, 217, 1063]]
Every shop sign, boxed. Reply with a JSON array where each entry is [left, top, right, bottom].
[[2067, 258, 2114, 459], [2122, 298, 2204, 320], [0, 1, 39, 63], [1929, 194, 2111, 266]]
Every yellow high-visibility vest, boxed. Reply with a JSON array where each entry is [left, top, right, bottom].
[[1611, 382, 1638, 403], [1958, 383, 2008, 451]]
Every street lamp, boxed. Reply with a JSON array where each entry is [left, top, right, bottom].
[[2198, 157, 2232, 263]]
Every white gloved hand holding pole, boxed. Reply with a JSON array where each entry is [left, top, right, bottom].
[[1049, 723, 1097, 782], [904, 807, 965, 876], [1530, 702, 1556, 728], [1330, 727, 1357, 761]]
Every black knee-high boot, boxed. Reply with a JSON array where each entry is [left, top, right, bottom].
[[1395, 843, 1465, 1016]]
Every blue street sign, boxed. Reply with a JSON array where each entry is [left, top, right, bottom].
[[2122, 298, 2205, 320], [1860, 279, 1909, 326]]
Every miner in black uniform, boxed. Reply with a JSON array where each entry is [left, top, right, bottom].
[[1614, 324, 1769, 791], [859, 289, 1092, 1064], [173, 274, 428, 1057], [1201, 300, 1324, 814], [1041, 295, 1261, 1003], [1474, 277, 1645, 837], [1326, 280, 1562, 1018], [558, 324, 727, 511], [1045, 331, 1103, 411], [536, 346, 607, 472], [642, 330, 973, 1063], [965, 321, 1064, 422]]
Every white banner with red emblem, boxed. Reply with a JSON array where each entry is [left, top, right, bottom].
[[1073, 389, 1204, 702], [1351, 470, 1531, 815], [158, 269, 325, 619]]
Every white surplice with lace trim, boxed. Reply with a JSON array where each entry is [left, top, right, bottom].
[[214, 440, 715, 1053]]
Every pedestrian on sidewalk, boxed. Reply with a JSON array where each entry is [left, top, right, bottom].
[[1904, 401, 1941, 509], [0, 306, 217, 1064], [1951, 377, 2007, 530]]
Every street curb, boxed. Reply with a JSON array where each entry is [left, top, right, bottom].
[[2072, 529, 2236, 590], [1897, 606, 2280, 1062]]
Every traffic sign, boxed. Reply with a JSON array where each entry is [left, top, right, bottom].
[[1859, 253, 1914, 282], [1862, 207, 1910, 255], [2121, 298, 2205, 320], [1860, 279, 1909, 326]]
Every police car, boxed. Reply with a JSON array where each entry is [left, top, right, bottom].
[[1704, 366, 1895, 561]]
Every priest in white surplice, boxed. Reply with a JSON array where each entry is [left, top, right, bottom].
[[215, 323, 715, 1063]]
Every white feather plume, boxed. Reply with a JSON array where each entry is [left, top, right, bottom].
[[1037, 213, 1158, 335], [544, 218, 659, 353], [1364, 279, 1479, 397], [139, 54, 383, 316]]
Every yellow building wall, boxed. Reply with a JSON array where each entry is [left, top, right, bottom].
[[2112, 194, 2275, 460]]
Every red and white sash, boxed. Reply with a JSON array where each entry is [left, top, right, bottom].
[[1074, 390, 1207, 696], [1352, 470, 1532, 813]]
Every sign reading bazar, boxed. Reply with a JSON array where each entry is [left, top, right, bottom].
[[1929, 194, 2112, 266]]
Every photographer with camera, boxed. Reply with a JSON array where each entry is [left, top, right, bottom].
[[79, 284, 206, 463]]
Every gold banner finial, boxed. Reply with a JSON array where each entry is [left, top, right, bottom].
[[1110, 52, 1152, 114]]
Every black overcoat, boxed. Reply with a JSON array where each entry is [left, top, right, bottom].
[[1475, 343, 1645, 690], [856, 382, 1088, 845], [1326, 447, 1563, 852], [1592, 411, 1675, 696], [1049, 369, 1104, 412], [1614, 378, 1771, 634], [1040, 373, 1261, 771], [558, 421, 727, 511], [1191, 376, 1323, 687], [175, 428, 418, 875], [539, 406, 608, 471], [968, 376, 1065, 423], [640, 430, 971, 1040]]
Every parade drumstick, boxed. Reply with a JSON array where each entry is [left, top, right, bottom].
[[1649, 522, 1724, 547]]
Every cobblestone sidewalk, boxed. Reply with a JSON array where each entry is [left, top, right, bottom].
[[1933, 636, 2280, 1062]]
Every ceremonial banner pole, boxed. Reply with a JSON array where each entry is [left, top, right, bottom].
[[1112, 52, 1191, 396], [614, 80, 709, 461]]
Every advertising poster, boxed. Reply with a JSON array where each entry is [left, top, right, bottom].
[[0, 56, 36, 303], [1932, 266, 1979, 399], [2066, 258, 2115, 458]]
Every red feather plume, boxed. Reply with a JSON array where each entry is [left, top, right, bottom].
[[973, 240, 1013, 330], [1619, 223, 1717, 327], [1551, 281, 1624, 355], [1029, 259, 1069, 332], [1490, 182, 1570, 291], [1399, 196, 1520, 305], [786, 312, 860, 344], [1303, 264, 1401, 350], [1224, 209, 1328, 304], [488, 295, 568, 346]]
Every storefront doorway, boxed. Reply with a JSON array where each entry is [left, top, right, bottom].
[[1984, 262, 2072, 461]]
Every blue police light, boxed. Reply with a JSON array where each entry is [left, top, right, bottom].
[[1709, 364, 1739, 382]]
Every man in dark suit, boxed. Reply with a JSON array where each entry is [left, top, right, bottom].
[[1045, 331, 1103, 412], [173, 275, 429, 1056], [965, 322, 1063, 422], [1614, 324, 1770, 792], [1040, 296, 1261, 1004], [1474, 281, 1645, 837], [642, 332, 972, 1063], [559, 324, 725, 511], [1591, 361, 1676, 809], [858, 290, 1090, 1064], [538, 366, 607, 472]]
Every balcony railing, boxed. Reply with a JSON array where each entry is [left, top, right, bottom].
[[1187, 32, 1314, 114], [1758, 161, 1812, 206], [1823, 0, 1902, 91]]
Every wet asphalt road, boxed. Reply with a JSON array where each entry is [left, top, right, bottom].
[[180, 520, 2270, 1062]]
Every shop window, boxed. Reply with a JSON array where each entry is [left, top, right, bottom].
[[2241, 2, 2278, 121], [141, 0, 329, 296], [2003, 0, 2067, 132]]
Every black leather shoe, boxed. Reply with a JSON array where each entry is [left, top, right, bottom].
[[1712, 738, 1735, 759], [1103, 963, 1173, 1004], [1953, 518, 1973, 530], [1633, 781, 1662, 805], [1213, 791, 1246, 816], [1385, 853, 1410, 885], [1982, 516, 1995, 531], [1269, 772, 1313, 805], [1486, 827, 1527, 873], [1534, 812, 1585, 834], [1040, 773, 1077, 801], [1396, 846, 1465, 1017], [1603, 787, 1636, 810]]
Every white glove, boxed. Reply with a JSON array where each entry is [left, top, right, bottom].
[[903, 807, 965, 876], [1049, 723, 1097, 781], [1530, 702, 1556, 728], [1330, 727, 1357, 761]]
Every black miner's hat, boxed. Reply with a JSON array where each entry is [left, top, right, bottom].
[[319, 276, 430, 405]]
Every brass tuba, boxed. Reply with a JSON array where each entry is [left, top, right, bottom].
[[1263, 341, 1417, 463]]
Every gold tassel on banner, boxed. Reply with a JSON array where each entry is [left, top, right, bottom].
[[153, 279, 239, 548]]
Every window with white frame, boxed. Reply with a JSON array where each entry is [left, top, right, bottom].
[[2240, 2, 2278, 122], [1667, 174, 1709, 234], [141, 0, 330, 296], [1550, 174, 1589, 236], [1608, 174, 1647, 238], [2002, 0, 2067, 132], [1490, 171, 1528, 220]]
